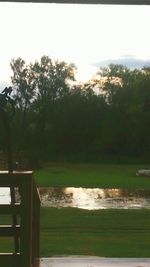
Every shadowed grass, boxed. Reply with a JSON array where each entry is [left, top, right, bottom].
[[35, 163, 150, 188], [40, 207, 150, 257]]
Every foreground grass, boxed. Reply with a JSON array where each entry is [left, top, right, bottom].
[[1, 207, 150, 256], [1, 163, 150, 256], [40, 207, 150, 257], [35, 163, 150, 188]]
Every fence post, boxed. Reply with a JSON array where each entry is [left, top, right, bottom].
[[20, 173, 33, 267]]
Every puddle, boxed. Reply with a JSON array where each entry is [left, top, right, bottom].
[[1, 187, 150, 210], [39, 187, 150, 210]]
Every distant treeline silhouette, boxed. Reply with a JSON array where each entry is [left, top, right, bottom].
[[1, 56, 150, 166]]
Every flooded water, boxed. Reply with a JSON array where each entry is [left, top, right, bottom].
[[39, 187, 150, 210], [1, 187, 150, 210]]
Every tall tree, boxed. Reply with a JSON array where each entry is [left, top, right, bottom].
[[30, 56, 76, 159], [10, 58, 36, 162], [11, 58, 35, 111]]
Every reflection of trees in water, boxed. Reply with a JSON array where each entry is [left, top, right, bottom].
[[119, 189, 150, 198], [100, 189, 150, 198], [39, 187, 72, 201], [101, 189, 121, 198]]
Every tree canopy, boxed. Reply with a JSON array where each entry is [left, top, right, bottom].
[[1, 56, 150, 167]]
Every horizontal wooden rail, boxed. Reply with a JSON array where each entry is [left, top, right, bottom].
[[0, 204, 20, 214], [0, 225, 20, 236], [0, 171, 33, 187]]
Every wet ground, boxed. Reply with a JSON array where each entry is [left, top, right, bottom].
[[40, 257, 150, 267]]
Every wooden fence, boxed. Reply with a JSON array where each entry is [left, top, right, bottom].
[[0, 171, 40, 267]]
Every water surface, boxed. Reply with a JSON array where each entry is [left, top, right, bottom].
[[1, 187, 150, 210], [39, 187, 150, 210]]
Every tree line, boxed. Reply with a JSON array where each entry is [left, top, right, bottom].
[[1, 56, 150, 167]]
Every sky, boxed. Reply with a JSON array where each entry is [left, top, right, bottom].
[[0, 2, 150, 86]]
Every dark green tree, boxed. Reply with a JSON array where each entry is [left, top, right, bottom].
[[30, 56, 76, 160]]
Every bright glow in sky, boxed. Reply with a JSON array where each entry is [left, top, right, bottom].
[[0, 3, 150, 85]]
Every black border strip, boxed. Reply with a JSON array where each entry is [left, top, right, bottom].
[[0, 0, 150, 5]]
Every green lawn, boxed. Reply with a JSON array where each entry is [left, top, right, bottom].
[[40, 207, 150, 257], [36, 163, 150, 257], [1, 208, 150, 257], [35, 163, 150, 188], [1, 163, 150, 256]]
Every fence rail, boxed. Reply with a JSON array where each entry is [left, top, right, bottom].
[[0, 171, 40, 267]]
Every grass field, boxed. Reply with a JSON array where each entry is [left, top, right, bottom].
[[1, 163, 150, 257], [1, 208, 150, 257], [40, 207, 150, 257], [35, 163, 150, 188], [36, 163, 150, 257]]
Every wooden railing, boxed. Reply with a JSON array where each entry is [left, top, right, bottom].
[[0, 171, 40, 267]]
